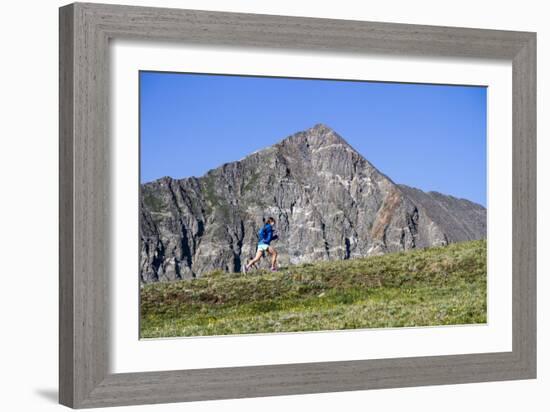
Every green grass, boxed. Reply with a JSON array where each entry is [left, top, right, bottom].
[[140, 239, 487, 338]]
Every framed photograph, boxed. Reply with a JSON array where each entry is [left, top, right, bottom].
[[59, 2, 536, 408]]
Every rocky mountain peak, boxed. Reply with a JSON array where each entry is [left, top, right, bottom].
[[139, 126, 487, 282], [308, 122, 337, 135], [276, 123, 357, 157]]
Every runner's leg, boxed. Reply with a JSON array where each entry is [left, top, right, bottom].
[[268, 246, 278, 269], [247, 249, 264, 268]]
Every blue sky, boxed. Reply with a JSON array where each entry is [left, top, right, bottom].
[[140, 72, 487, 206]]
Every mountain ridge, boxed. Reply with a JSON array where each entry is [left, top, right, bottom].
[[140, 125, 486, 282]]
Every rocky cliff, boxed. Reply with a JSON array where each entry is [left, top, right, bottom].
[[140, 124, 486, 282]]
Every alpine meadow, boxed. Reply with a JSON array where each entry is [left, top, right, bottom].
[[139, 72, 487, 338]]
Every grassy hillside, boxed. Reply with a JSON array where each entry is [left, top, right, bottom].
[[140, 239, 486, 338]]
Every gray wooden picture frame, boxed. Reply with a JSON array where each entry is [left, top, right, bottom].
[[59, 2, 536, 408]]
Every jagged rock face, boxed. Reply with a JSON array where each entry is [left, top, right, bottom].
[[140, 124, 486, 282]]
